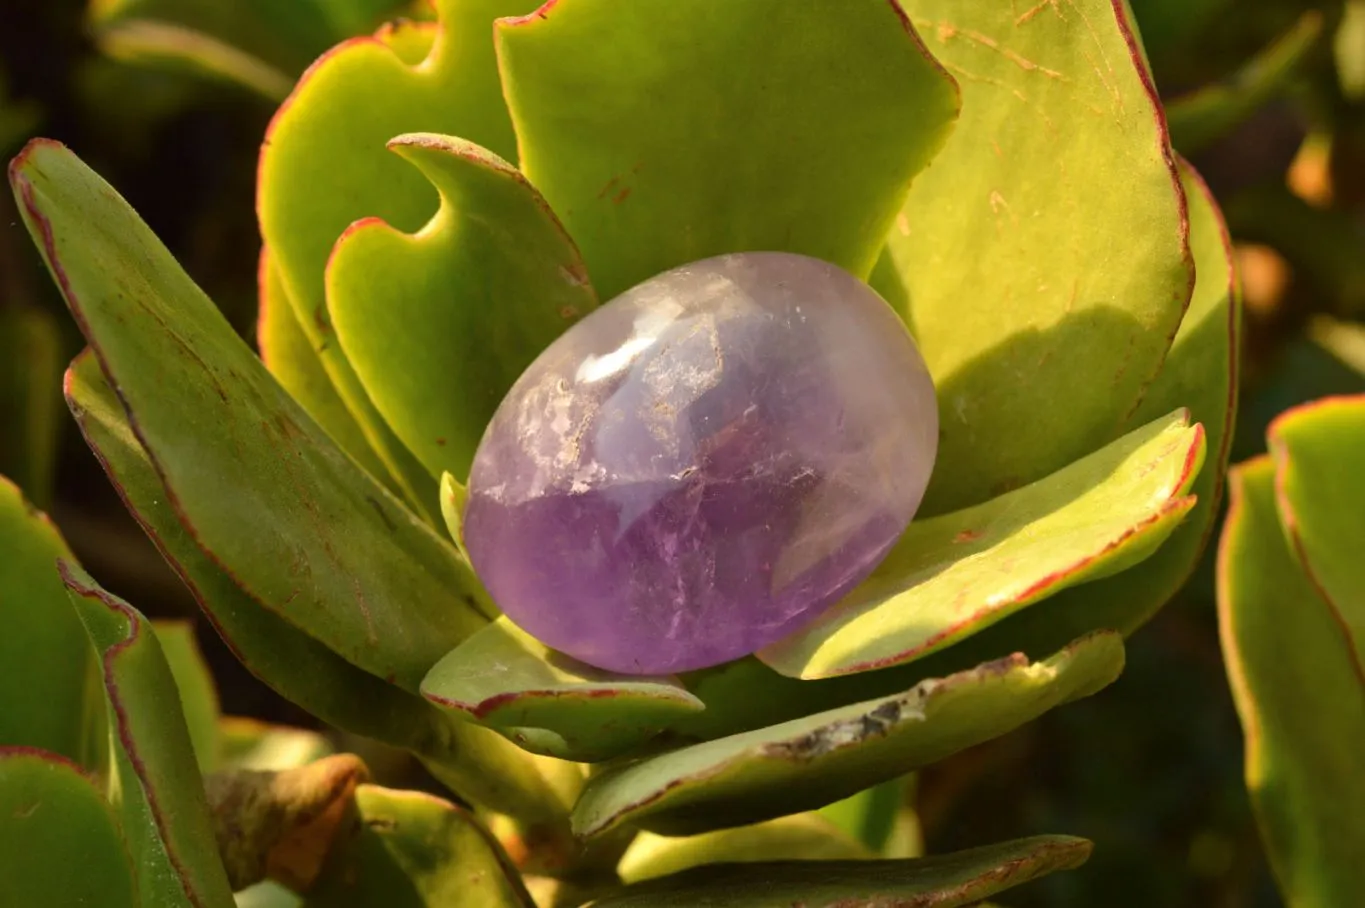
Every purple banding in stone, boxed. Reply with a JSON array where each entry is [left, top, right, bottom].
[[464, 252, 938, 674]]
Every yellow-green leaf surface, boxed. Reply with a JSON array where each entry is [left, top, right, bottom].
[[422, 616, 703, 762], [328, 133, 596, 480], [258, 0, 537, 514], [63, 563, 236, 908], [0, 748, 136, 908], [65, 351, 577, 826], [574, 633, 1122, 838], [0, 477, 104, 768], [1269, 395, 1365, 664], [592, 836, 1091, 908], [496, 0, 960, 300], [12, 139, 490, 694], [617, 814, 871, 885], [304, 785, 534, 907], [760, 410, 1202, 679], [154, 620, 222, 772], [257, 246, 394, 492], [956, 157, 1239, 658], [1217, 456, 1365, 905], [879, 0, 1192, 515], [0, 304, 62, 508]]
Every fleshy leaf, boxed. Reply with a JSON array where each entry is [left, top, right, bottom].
[[304, 784, 535, 907], [594, 836, 1091, 908], [12, 139, 491, 694], [258, 0, 538, 512], [0, 748, 136, 908], [1269, 395, 1365, 663], [0, 304, 62, 508], [496, 0, 960, 300], [1165, 12, 1323, 154], [574, 633, 1123, 838], [618, 814, 870, 885], [257, 246, 394, 493], [1217, 456, 1365, 905], [65, 350, 580, 827], [154, 620, 223, 772], [62, 562, 236, 908], [328, 132, 596, 480], [950, 157, 1239, 657], [422, 616, 704, 762], [760, 411, 1202, 679], [0, 477, 105, 768], [878, 0, 1192, 514]]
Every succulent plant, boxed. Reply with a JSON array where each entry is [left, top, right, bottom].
[[1217, 390, 1365, 907], [2, 0, 1245, 903]]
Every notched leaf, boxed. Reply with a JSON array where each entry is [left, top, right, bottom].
[[327, 132, 597, 481]]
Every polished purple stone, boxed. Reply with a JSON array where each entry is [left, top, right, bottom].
[[463, 252, 938, 674]]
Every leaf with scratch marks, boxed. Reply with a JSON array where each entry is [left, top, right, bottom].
[[880, 0, 1192, 517]]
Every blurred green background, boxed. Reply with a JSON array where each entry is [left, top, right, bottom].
[[2, 0, 1364, 904]]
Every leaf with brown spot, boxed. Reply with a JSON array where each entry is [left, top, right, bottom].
[[573, 633, 1123, 838]]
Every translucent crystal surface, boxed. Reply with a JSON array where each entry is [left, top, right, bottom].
[[464, 252, 938, 674]]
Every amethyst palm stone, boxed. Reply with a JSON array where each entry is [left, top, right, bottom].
[[463, 252, 938, 675]]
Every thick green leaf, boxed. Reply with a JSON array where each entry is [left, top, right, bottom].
[[257, 246, 395, 493], [220, 717, 334, 772], [258, 0, 537, 513], [422, 616, 704, 762], [950, 157, 1239, 657], [0, 477, 105, 768], [304, 784, 534, 907], [65, 350, 580, 826], [593, 836, 1091, 908], [1217, 457, 1365, 905], [63, 562, 236, 908], [328, 132, 596, 480], [574, 633, 1123, 838], [878, 0, 1192, 515], [618, 814, 870, 885], [1269, 395, 1365, 663], [12, 139, 491, 694], [496, 0, 960, 300], [0, 304, 62, 508], [0, 748, 136, 908], [760, 411, 1202, 679], [1165, 12, 1323, 154], [154, 620, 222, 773]]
